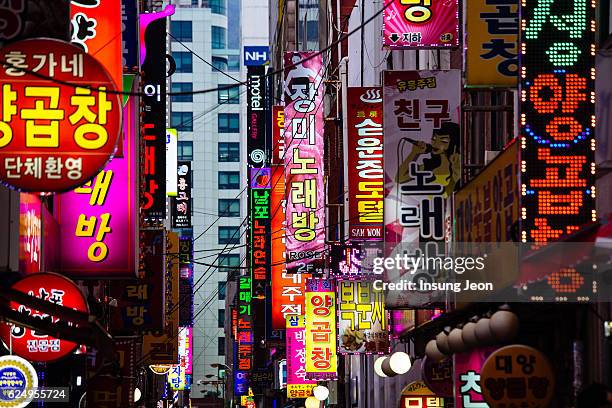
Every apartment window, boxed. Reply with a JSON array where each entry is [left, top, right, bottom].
[[218, 113, 239, 133], [211, 56, 228, 72], [211, 26, 226, 49], [178, 141, 193, 161], [171, 21, 192, 42], [218, 171, 239, 189], [218, 309, 225, 328], [218, 85, 240, 104], [218, 337, 225, 356], [171, 82, 193, 102], [218, 254, 240, 275], [218, 226, 240, 244], [228, 55, 240, 72], [218, 142, 239, 162], [171, 112, 193, 132], [209, 0, 226, 14], [219, 199, 240, 217], [218, 282, 226, 300], [172, 52, 192, 73]]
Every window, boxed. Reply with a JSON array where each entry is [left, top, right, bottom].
[[173, 52, 193, 73], [171, 112, 193, 132], [218, 142, 240, 162], [209, 0, 226, 14], [218, 309, 225, 328], [218, 171, 240, 189], [219, 199, 240, 217], [171, 21, 192, 42], [218, 226, 240, 244], [218, 85, 240, 104], [211, 26, 226, 49], [211, 56, 228, 72], [218, 113, 239, 133], [218, 337, 225, 356], [218, 254, 240, 274], [171, 82, 193, 102], [228, 55, 240, 72], [178, 141, 193, 161], [218, 282, 226, 300]]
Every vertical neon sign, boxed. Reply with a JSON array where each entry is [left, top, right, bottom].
[[520, 0, 596, 242]]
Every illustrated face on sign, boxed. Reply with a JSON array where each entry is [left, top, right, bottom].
[[431, 133, 450, 154]]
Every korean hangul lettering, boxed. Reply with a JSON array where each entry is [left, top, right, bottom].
[[70, 87, 113, 149], [32, 53, 57, 77], [517, 353, 535, 374], [239, 289, 252, 304], [23, 157, 42, 179], [416, 78, 428, 89], [420, 196, 445, 240], [282, 303, 302, 316], [310, 294, 333, 316], [339, 281, 356, 305], [311, 321, 332, 342], [61, 53, 84, 77], [291, 114, 316, 144], [481, 3, 518, 35], [238, 331, 252, 343], [44, 157, 63, 179], [402, 32, 422, 43], [38, 339, 49, 352], [49, 289, 65, 305], [311, 347, 332, 369], [282, 286, 303, 302], [404, 397, 424, 408], [394, 98, 421, 130], [426, 77, 436, 88], [65, 157, 83, 180], [22, 86, 63, 147], [358, 199, 383, 223], [495, 354, 513, 374], [528, 376, 551, 399], [50, 339, 61, 352], [424, 100, 450, 128], [460, 370, 488, 407], [4, 51, 27, 76], [400, 163, 444, 195], [126, 284, 148, 300], [400, 0, 432, 23], [287, 315, 300, 327], [482, 180, 493, 241], [292, 211, 319, 241], [74, 170, 114, 205], [397, 80, 407, 92], [291, 179, 317, 208], [4, 157, 21, 178], [371, 290, 386, 328], [239, 277, 251, 289], [290, 148, 317, 175], [26, 339, 38, 352], [125, 305, 145, 325], [424, 397, 444, 407], [75, 212, 111, 262]]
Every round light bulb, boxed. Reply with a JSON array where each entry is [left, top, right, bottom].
[[425, 340, 446, 362], [305, 396, 320, 408], [388, 351, 412, 375], [313, 385, 329, 401], [374, 356, 388, 377], [134, 387, 142, 402]]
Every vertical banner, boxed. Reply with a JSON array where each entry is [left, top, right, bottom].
[[250, 168, 271, 298], [234, 275, 253, 397], [305, 279, 337, 380], [140, 5, 175, 223], [454, 348, 497, 408], [272, 106, 286, 164], [286, 316, 317, 398], [166, 129, 178, 197], [71, 0, 123, 90], [122, 0, 139, 72], [383, 70, 461, 251], [58, 75, 138, 278], [179, 236, 194, 326], [247, 66, 268, 167], [284, 51, 325, 274], [520, 0, 595, 242], [347, 87, 384, 241], [172, 162, 192, 229], [337, 280, 389, 354], [465, 0, 518, 87], [383, 0, 459, 48], [166, 232, 180, 333]]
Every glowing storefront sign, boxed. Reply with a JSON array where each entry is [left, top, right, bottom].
[[286, 316, 316, 399], [304, 279, 337, 380]]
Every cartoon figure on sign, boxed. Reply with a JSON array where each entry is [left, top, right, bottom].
[[396, 121, 460, 196]]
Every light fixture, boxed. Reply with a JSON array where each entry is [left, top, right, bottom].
[[425, 340, 446, 362], [313, 385, 329, 401], [435, 328, 451, 355], [462, 317, 479, 348], [448, 326, 467, 353], [305, 396, 320, 408], [374, 356, 389, 377], [76, 376, 82, 387], [134, 388, 142, 402], [490, 306, 519, 342], [382, 352, 412, 375], [474, 317, 495, 345]]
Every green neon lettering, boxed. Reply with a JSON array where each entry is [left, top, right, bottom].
[[525, 0, 587, 40], [525, 0, 554, 39], [546, 42, 581, 66]]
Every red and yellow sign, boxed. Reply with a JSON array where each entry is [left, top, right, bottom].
[[0, 38, 121, 192], [399, 380, 444, 408]]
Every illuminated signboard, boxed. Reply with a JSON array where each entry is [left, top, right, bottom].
[[305, 279, 337, 380], [399, 380, 445, 408], [520, 0, 596, 242], [234, 274, 252, 397], [178, 236, 194, 326], [172, 162, 192, 229], [19, 193, 42, 274], [284, 52, 325, 274], [168, 326, 193, 390], [166, 129, 178, 196], [0, 38, 122, 193], [329, 242, 384, 278], [466, 0, 518, 87], [250, 167, 271, 299], [337, 280, 389, 355], [347, 87, 384, 241], [454, 347, 497, 408], [58, 75, 138, 278], [140, 5, 175, 223], [122, 0, 139, 72], [383, 0, 459, 48], [286, 316, 316, 399], [247, 66, 268, 167], [272, 106, 285, 164], [0, 273, 88, 363]]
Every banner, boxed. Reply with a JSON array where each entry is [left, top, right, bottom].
[[166, 129, 178, 196], [520, 0, 595, 242], [305, 279, 337, 380], [247, 66, 268, 167], [337, 280, 389, 354], [286, 316, 316, 399], [465, 0, 518, 86], [234, 275, 252, 397], [122, 0, 139, 72], [383, 0, 459, 48], [284, 52, 325, 274], [58, 75, 138, 278], [172, 162, 192, 229], [272, 106, 286, 164], [347, 87, 384, 241]]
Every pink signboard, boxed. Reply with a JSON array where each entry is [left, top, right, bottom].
[[286, 315, 316, 399], [179, 326, 193, 375], [57, 79, 138, 278], [383, 0, 459, 48], [284, 52, 325, 275], [19, 193, 42, 274], [454, 347, 498, 408]]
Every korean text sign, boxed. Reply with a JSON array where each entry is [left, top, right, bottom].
[[58, 76, 138, 278], [383, 0, 459, 48], [305, 279, 337, 380], [454, 347, 497, 408], [0, 39, 122, 193], [466, 0, 518, 86], [19, 193, 42, 274], [286, 315, 316, 398], [172, 162, 192, 229], [235, 274, 253, 397], [250, 167, 271, 299], [520, 0, 595, 243], [347, 87, 384, 241], [383, 70, 461, 252], [337, 280, 389, 354], [284, 52, 325, 274]]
